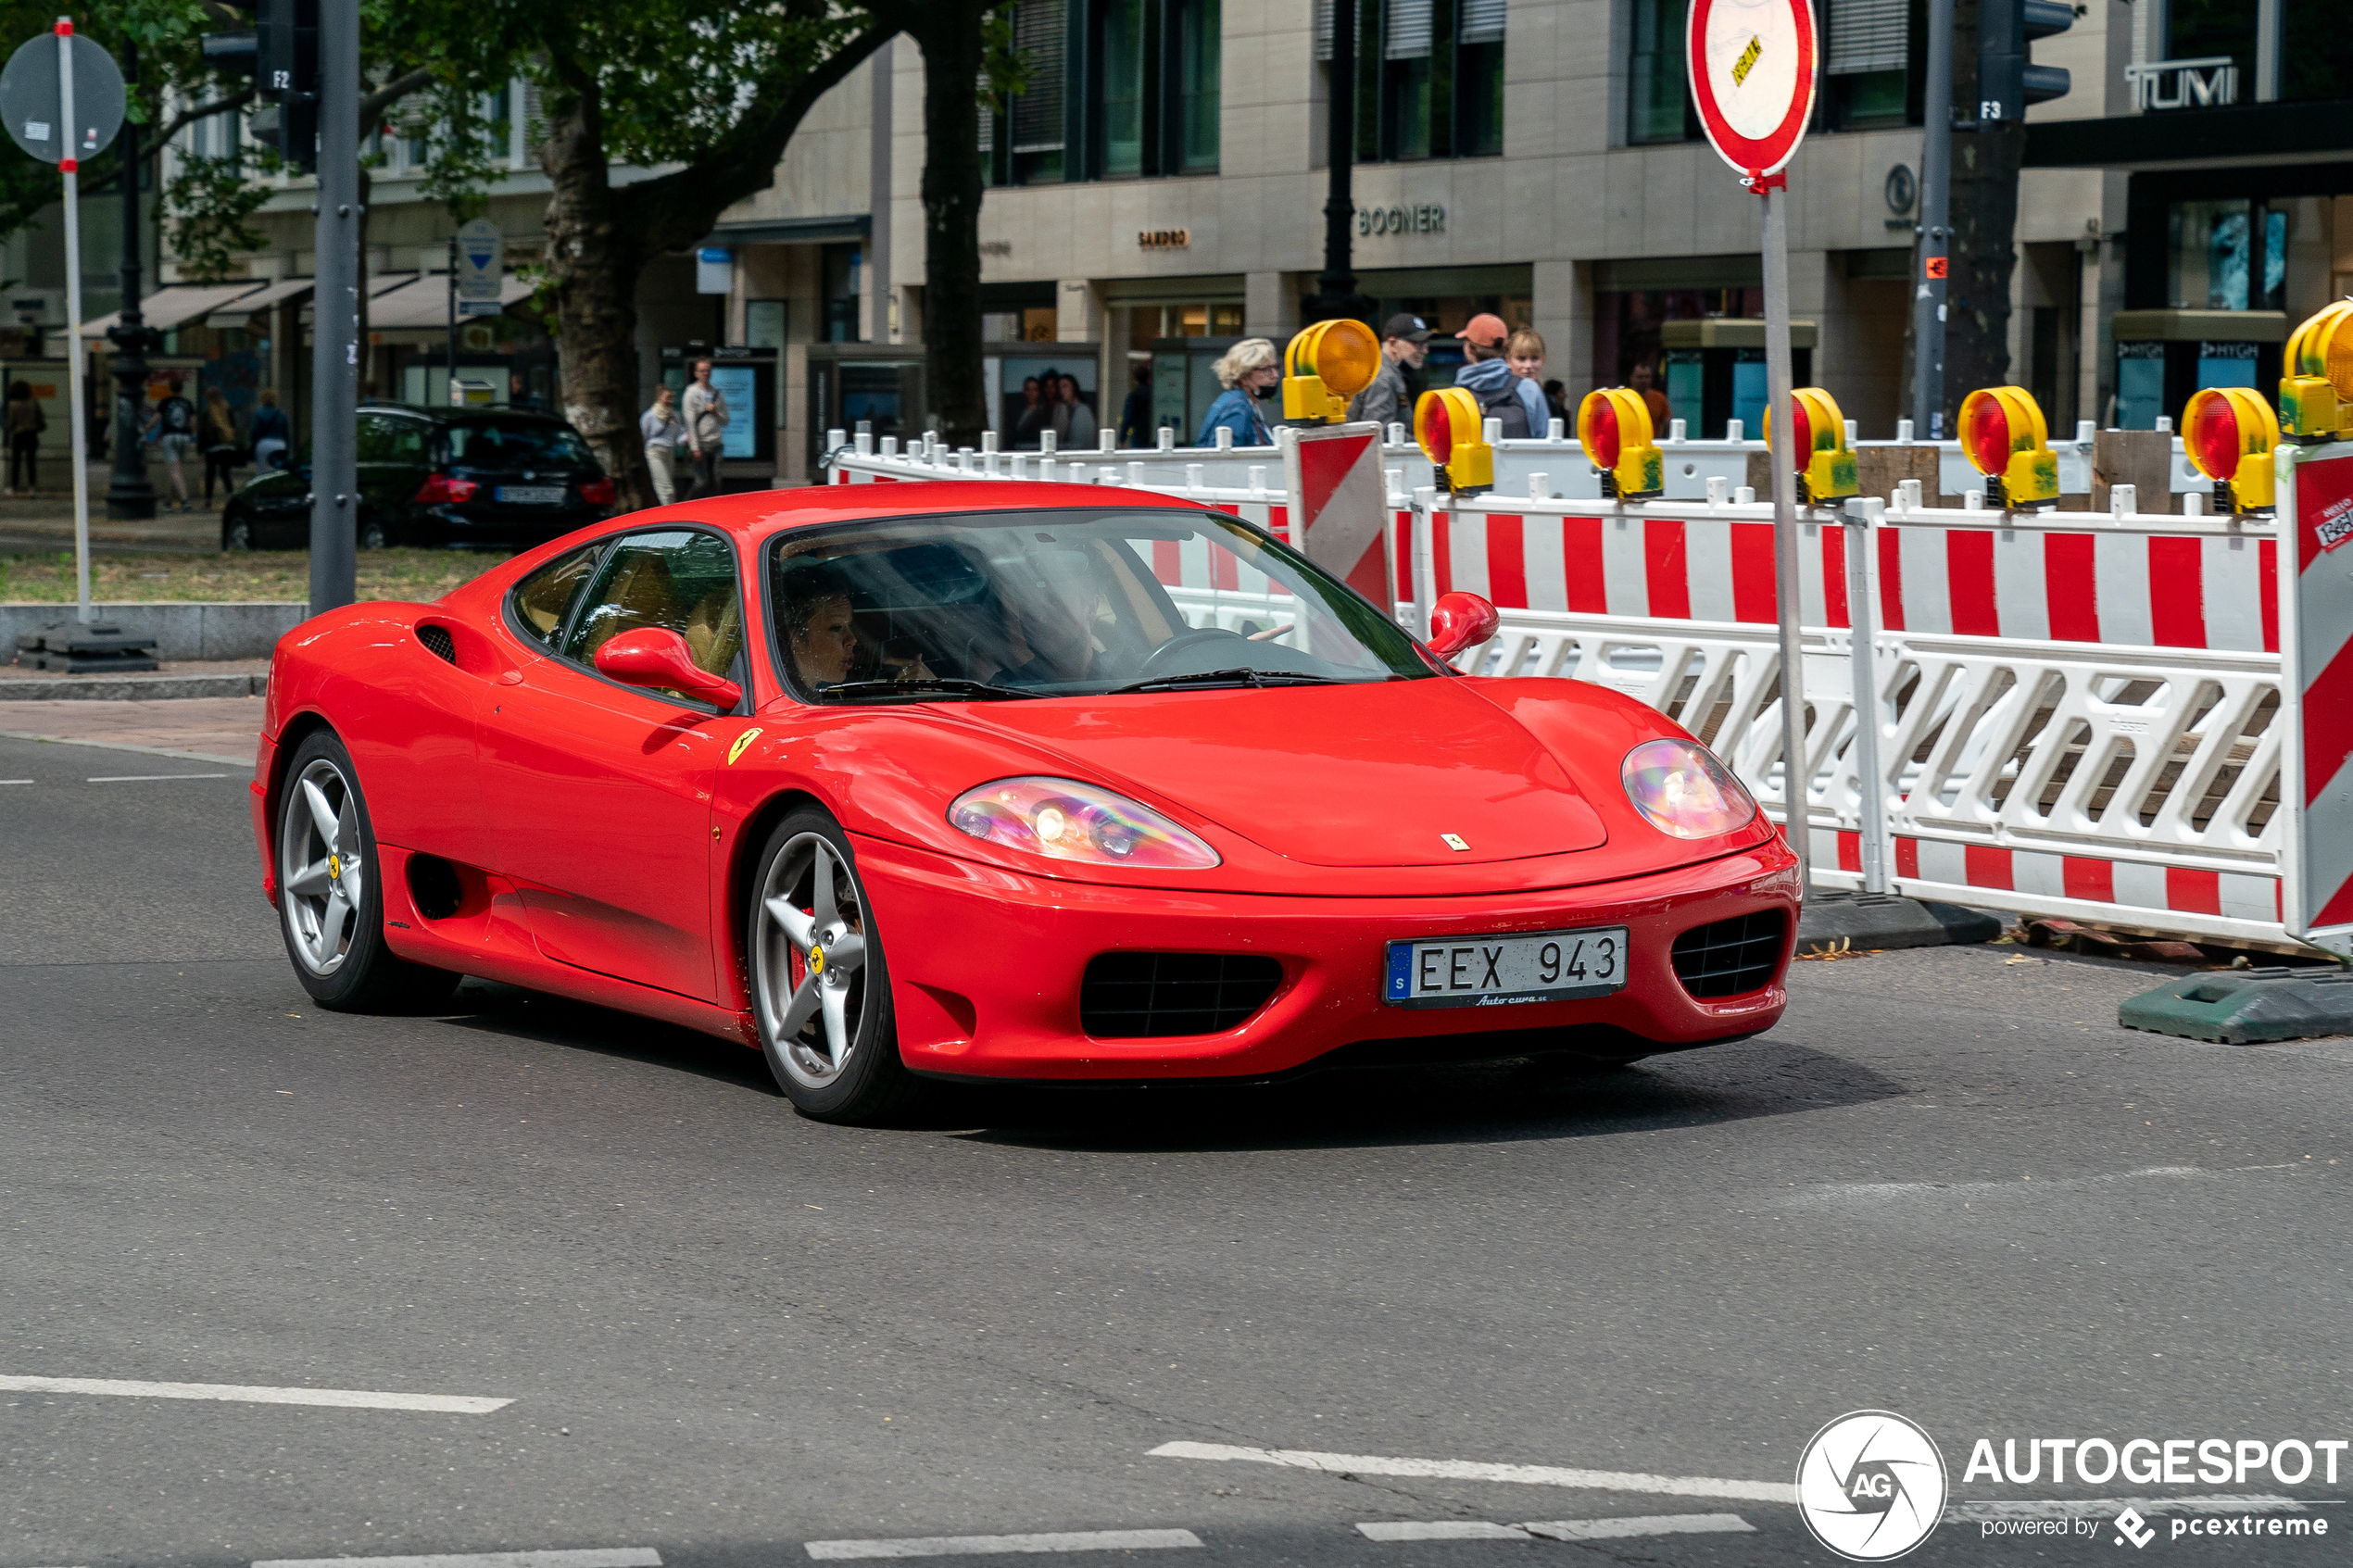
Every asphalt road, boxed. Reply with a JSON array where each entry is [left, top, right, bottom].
[[5, 731, 2350, 1568]]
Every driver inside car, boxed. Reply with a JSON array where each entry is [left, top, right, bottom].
[[781, 562, 936, 690]]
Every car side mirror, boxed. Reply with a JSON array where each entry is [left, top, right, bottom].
[[1425, 591, 1501, 661], [593, 627, 742, 709]]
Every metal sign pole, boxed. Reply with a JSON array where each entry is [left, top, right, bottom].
[[1912, 0, 1954, 438], [446, 234, 457, 405], [54, 17, 89, 623], [1759, 181, 1811, 899], [308, 0, 359, 614]]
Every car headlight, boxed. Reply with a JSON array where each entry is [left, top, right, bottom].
[[949, 777, 1221, 870], [1620, 738, 1757, 839]]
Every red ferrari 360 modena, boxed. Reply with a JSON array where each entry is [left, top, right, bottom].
[[253, 482, 1797, 1122]]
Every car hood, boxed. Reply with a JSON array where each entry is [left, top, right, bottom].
[[950, 678, 1609, 867]]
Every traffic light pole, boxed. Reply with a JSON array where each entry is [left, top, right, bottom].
[[308, 0, 357, 615], [1911, 0, 1952, 440]]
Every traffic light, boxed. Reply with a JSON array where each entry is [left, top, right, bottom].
[[2183, 387, 2282, 514], [1282, 319, 1380, 424], [1576, 388, 1662, 500], [1415, 387, 1493, 495], [1959, 385, 2060, 508], [1977, 0, 2072, 122], [1762, 387, 1859, 506], [201, 0, 319, 172]]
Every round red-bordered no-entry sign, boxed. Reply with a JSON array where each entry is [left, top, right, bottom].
[[1687, 0, 1817, 180]]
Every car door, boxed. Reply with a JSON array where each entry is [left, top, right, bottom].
[[475, 526, 746, 1001]]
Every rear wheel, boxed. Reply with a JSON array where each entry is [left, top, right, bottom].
[[359, 516, 390, 550], [275, 730, 459, 1011], [748, 808, 917, 1123], [222, 512, 252, 550]]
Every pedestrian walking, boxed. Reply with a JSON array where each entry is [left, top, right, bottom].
[[249, 388, 291, 472], [150, 376, 198, 512], [1195, 338, 1278, 447], [1449, 314, 1547, 439], [1059, 373, 1099, 449], [681, 358, 729, 497], [641, 386, 687, 505], [1346, 314, 1432, 429], [1629, 360, 1673, 433], [5, 381, 44, 496], [199, 387, 242, 508], [1117, 363, 1152, 447]]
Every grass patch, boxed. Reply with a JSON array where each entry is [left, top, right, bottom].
[[0, 548, 511, 604]]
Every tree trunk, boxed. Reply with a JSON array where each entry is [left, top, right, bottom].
[[912, 10, 988, 448], [1945, 122, 2023, 402], [538, 69, 658, 510]]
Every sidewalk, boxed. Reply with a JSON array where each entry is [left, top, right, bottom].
[[0, 461, 225, 554], [0, 694, 265, 767]]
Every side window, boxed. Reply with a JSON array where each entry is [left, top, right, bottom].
[[387, 420, 428, 461], [561, 530, 743, 681], [355, 414, 395, 462], [510, 544, 604, 646]]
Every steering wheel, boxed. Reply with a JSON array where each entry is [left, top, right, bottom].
[[1136, 626, 1247, 677]]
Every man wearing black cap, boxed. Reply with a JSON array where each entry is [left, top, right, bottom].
[[1347, 313, 1433, 428]]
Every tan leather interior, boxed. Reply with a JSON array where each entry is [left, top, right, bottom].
[[570, 552, 686, 659], [684, 590, 742, 676]]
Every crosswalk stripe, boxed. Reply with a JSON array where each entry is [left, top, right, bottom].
[[1151, 1441, 1796, 1504], [255, 1553, 660, 1568]]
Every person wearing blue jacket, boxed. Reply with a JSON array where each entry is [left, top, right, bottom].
[[1449, 312, 1548, 438], [1195, 338, 1278, 446]]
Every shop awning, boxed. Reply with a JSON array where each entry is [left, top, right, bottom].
[[80, 281, 271, 338], [367, 271, 535, 330], [2024, 99, 2353, 171]]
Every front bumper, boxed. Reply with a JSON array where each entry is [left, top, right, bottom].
[[853, 834, 1799, 1082]]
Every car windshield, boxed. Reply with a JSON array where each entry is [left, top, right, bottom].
[[441, 420, 593, 472], [769, 508, 1436, 701]]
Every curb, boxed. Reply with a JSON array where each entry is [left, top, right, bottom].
[[0, 671, 268, 701], [1797, 892, 2005, 953]]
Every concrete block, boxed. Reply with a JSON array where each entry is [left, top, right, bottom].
[[0, 602, 308, 661]]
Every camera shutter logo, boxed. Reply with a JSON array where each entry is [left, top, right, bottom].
[[1795, 1411, 1948, 1561]]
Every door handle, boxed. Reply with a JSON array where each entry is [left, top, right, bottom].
[[497, 670, 524, 685]]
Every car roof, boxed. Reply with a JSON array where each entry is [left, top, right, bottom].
[[359, 401, 573, 427], [622, 481, 1206, 547]]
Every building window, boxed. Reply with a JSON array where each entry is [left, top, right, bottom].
[[2168, 199, 2286, 312], [822, 244, 862, 343], [1316, 0, 1503, 164], [1823, 0, 1918, 129], [988, 0, 1218, 186], [1626, 0, 1698, 144]]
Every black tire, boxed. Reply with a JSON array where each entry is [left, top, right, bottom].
[[222, 511, 252, 551], [746, 807, 919, 1123], [359, 516, 390, 551], [274, 729, 460, 1012]]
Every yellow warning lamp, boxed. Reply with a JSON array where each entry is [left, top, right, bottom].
[[1414, 386, 1492, 495], [1576, 388, 1663, 500], [2183, 387, 2282, 514], [1282, 319, 1381, 424], [2280, 300, 2353, 442], [1761, 387, 1859, 505], [1958, 385, 2060, 508]]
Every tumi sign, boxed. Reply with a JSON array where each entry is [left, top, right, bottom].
[[2124, 56, 2239, 110]]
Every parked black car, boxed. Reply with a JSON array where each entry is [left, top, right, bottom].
[[221, 403, 615, 551]]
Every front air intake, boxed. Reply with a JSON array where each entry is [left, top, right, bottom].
[[1080, 952, 1283, 1037], [1670, 911, 1788, 999]]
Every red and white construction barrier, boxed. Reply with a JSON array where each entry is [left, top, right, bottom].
[[2278, 442, 2353, 955]]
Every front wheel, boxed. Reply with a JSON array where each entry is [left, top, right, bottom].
[[275, 729, 459, 1011], [222, 512, 252, 551], [748, 809, 917, 1123], [358, 516, 390, 551]]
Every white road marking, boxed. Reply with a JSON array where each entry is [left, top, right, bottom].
[[1522, 1516, 1755, 1542], [86, 772, 233, 783], [256, 1553, 660, 1568], [1149, 1442, 1797, 1504], [1, 778, 32, 784], [1944, 1495, 2306, 1523], [0, 1374, 511, 1413], [806, 1532, 1202, 1560], [1356, 1524, 1529, 1542]]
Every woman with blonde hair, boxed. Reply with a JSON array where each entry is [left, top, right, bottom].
[[1194, 337, 1277, 446]]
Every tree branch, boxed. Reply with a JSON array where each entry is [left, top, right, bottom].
[[146, 85, 257, 148], [359, 67, 437, 143], [623, 23, 898, 261]]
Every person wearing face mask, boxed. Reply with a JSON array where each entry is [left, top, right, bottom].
[[1195, 338, 1278, 446], [1449, 313, 1548, 440]]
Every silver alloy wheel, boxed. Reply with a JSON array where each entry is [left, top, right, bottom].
[[279, 757, 364, 975], [224, 517, 251, 550], [752, 831, 870, 1088]]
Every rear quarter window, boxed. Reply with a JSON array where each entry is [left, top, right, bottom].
[[510, 544, 604, 645]]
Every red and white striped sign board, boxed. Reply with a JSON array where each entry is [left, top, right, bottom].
[[1281, 422, 1395, 609], [2281, 442, 2353, 954]]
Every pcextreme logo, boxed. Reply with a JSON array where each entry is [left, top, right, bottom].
[[1796, 1410, 1950, 1561]]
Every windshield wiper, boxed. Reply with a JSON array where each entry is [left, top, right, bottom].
[[1106, 667, 1347, 695], [821, 677, 1038, 701]]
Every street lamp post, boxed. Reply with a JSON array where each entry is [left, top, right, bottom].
[[103, 38, 156, 521], [1302, 0, 1371, 326]]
